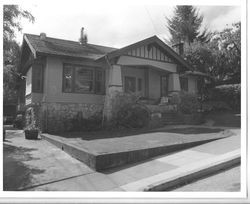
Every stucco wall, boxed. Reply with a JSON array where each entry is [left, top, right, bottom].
[[43, 57, 106, 105]]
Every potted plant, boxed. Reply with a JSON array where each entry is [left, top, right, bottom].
[[24, 124, 39, 140]]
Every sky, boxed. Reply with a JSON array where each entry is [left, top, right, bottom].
[[15, 1, 241, 48]]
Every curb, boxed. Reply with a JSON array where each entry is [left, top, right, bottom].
[[120, 149, 240, 191]]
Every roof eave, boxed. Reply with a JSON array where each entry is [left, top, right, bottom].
[[106, 35, 193, 71]]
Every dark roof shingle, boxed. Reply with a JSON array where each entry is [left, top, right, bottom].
[[24, 34, 117, 60]]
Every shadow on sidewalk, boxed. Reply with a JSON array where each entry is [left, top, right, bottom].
[[3, 144, 45, 191]]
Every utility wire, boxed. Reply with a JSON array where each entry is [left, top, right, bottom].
[[144, 6, 159, 34]]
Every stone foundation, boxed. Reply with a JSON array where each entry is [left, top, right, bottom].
[[26, 102, 103, 133]]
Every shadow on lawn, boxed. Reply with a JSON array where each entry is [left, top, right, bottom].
[[3, 144, 45, 191], [58, 127, 224, 141]]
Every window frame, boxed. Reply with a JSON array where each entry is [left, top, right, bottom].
[[124, 76, 136, 93], [62, 63, 105, 95], [32, 64, 44, 93]]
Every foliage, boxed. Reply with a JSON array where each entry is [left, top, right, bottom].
[[166, 6, 210, 44], [3, 5, 34, 104], [3, 5, 34, 47], [168, 92, 181, 105], [25, 107, 40, 131], [69, 111, 103, 131], [184, 22, 241, 84], [116, 104, 150, 128], [109, 92, 150, 128], [178, 92, 200, 114], [202, 101, 231, 112], [208, 84, 240, 111], [109, 91, 139, 119], [13, 114, 25, 129]]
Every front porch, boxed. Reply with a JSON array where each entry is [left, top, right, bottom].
[[104, 57, 183, 120]]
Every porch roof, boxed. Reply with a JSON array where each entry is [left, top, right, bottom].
[[99, 35, 194, 71]]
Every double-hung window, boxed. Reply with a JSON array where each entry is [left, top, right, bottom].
[[32, 64, 43, 93], [63, 64, 105, 94]]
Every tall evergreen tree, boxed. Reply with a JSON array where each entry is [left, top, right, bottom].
[[167, 6, 209, 45]]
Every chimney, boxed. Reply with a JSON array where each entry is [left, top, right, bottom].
[[40, 32, 46, 40], [79, 27, 88, 45], [172, 41, 184, 55]]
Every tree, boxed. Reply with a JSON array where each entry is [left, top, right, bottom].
[[3, 5, 34, 103], [167, 6, 210, 45], [184, 22, 241, 84]]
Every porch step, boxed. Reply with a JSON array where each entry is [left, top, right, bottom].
[[161, 113, 184, 125]]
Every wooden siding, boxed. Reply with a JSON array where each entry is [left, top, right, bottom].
[[126, 44, 174, 63]]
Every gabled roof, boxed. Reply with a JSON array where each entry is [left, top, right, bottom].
[[23, 34, 117, 60], [23, 34, 193, 70], [105, 35, 193, 70]]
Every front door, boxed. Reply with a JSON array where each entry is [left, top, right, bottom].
[[161, 75, 169, 96]]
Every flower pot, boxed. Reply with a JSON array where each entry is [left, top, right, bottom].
[[24, 130, 39, 140]]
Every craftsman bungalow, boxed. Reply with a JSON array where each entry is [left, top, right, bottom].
[[18, 29, 201, 132]]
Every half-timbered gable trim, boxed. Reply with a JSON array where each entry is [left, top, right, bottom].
[[126, 43, 174, 63], [105, 35, 193, 71]]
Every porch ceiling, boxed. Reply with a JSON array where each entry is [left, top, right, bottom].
[[117, 55, 177, 73]]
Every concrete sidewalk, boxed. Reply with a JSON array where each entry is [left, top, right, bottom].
[[3, 128, 240, 191]]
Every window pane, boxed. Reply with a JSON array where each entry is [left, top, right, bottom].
[[75, 67, 93, 93], [125, 76, 136, 93], [32, 65, 43, 92], [138, 78, 142, 91], [63, 66, 73, 92]]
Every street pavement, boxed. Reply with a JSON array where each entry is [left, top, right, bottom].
[[3, 126, 240, 191], [173, 165, 240, 191]]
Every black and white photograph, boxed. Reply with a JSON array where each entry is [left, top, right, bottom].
[[1, 0, 248, 203]]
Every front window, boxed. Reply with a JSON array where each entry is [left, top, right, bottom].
[[32, 64, 43, 93], [124, 76, 136, 93], [63, 64, 105, 94], [75, 67, 94, 93]]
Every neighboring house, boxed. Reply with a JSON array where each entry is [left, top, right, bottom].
[[19, 30, 200, 132]]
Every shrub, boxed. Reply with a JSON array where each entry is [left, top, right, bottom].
[[208, 84, 240, 111], [109, 91, 139, 119], [13, 114, 24, 129], [179, 92, 200, 114], [25, 106, 41, 131], [202, 100, 231, 112], [168, 92, 181, 105], [109, 92, 150, 128], [69, 111, 103, 132], [116, 104, 150, 128]]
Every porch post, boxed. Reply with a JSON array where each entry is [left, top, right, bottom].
[[104, 64, 123, 121], [168, 73, 181, 92]]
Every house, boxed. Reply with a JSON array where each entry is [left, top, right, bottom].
[[18, 29, 200, 132]]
